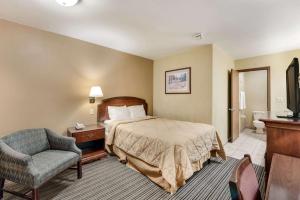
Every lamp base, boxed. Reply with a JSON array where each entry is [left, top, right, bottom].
[[89, 97, 95, 104]]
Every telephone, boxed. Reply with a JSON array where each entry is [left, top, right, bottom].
[[75, 122, 85, 130]]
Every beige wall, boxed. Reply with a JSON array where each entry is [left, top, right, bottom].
[[153, 45, 213, 124], [0, 19, 153, 136], [241, 71, 268, 128], [235, 49, 300, 114], [6, 15, 298, 144], [212, 45, 234, 143]]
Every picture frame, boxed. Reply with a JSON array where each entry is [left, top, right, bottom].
[[165, 67, 191, 94]]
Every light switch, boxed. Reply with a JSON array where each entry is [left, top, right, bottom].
[[89, 108, 94, 115], [275, 97, 281, 103]]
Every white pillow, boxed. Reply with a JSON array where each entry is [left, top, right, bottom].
[[128, 105, 146, 119], [107, 106, 130, 121]]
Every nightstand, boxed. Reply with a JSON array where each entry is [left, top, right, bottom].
[[67, 124, 107, 164]]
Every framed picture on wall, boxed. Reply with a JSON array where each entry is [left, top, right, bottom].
[[165, 67, 191, 94]]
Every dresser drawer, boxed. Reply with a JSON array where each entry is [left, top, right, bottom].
[[74, 129, 105, 143]]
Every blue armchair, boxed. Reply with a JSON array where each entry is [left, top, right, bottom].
[[0, 128, 82, 200]]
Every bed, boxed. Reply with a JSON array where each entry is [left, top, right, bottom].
[[97, 96, 226, 193]]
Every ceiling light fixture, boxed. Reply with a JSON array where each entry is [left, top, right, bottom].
[[193, 33, 203, 39], [56, 0, 79, 7]]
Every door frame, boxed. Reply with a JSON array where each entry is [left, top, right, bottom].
[[237, 66, 271, 111], [228, 66, 271, 142]]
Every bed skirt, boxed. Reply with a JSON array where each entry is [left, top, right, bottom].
[[111, 145, 214, 193]]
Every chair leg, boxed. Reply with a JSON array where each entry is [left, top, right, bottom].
[[0, 178, 5, 199], [32, 188, 39, 200], [207, 158, 211, 164], [77, 161, 82, 179]]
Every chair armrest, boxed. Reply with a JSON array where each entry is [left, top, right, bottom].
[[0, 140, 32, 166], [46, 129, 82, 156], [0, 140, 39, 186]]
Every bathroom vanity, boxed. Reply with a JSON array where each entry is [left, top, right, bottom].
[[260, 114, 300, 179]]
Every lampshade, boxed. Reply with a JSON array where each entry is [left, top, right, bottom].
[[56, 0, 79, 7], [89, 86, 103, 97]]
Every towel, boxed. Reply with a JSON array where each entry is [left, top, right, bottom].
[[240, 91, 246, 110]]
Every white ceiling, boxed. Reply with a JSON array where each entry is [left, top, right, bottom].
[[1, 0, 300, 60]]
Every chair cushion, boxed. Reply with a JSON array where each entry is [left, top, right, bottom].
[[32, 150, 80, 187], [2, 129, 50, 155]]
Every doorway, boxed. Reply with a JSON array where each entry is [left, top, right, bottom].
[[228, 67, 270, 142]]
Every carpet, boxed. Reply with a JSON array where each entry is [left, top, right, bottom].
[[3, 156, 265, 200]]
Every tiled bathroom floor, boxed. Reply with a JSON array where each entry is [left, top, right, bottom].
[[224, 128, 266, 166]]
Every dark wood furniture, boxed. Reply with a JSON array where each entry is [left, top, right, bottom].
[[229, 154, 262, 200], [260, 114, 300, 177], [0, 178, 4, 199], [1, 183, 40, 200], [67, 124, 106, 164], [265, 153, 300, 200], [97, 96, 148, 122]]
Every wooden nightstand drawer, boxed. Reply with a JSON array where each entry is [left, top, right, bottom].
[[74, 130, 105, 143]]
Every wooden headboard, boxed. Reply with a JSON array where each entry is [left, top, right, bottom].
[[97, 96, 148, 122]]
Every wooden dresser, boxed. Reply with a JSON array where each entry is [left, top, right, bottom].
[[260, 114, 300, 177], [67, 124, 107, 164], [265, 154, 300, 200]]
